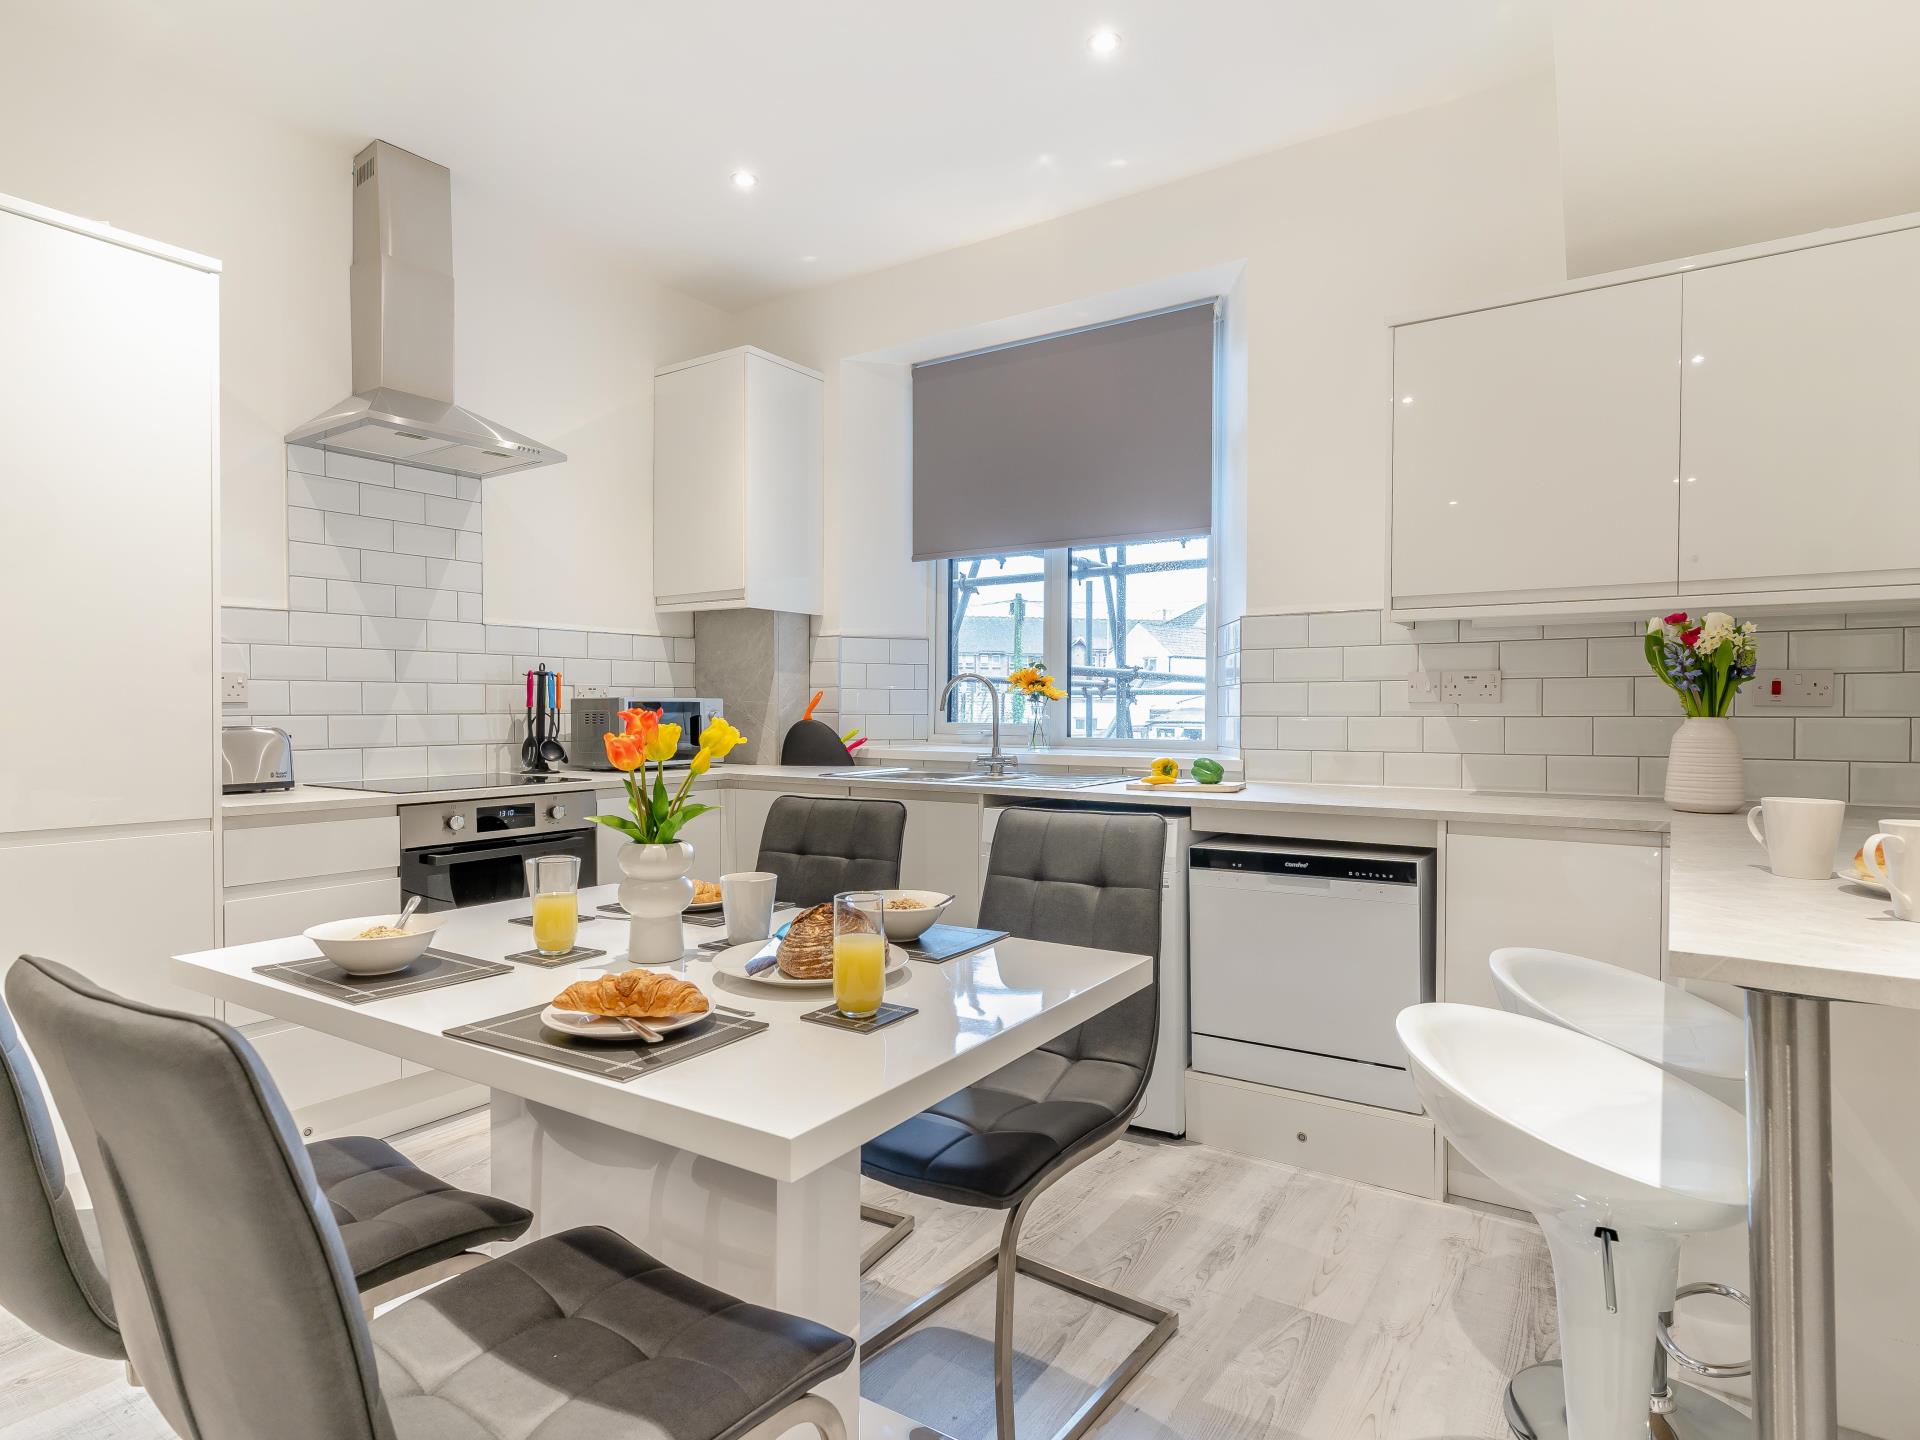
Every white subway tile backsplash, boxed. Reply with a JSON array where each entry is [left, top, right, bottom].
[[360, 616, 430, 649], [458, 713, 517, 744], [425, 559, 483, 593], [1548, 755, 1639, 795], [1461, 621, 1543, 641], [536, 628, 590, 658], [429, 621, 486, 651], [456, 476, 481, 502], [357, 486, 426, 524], [362, 746, 430, 779], [326, 648, 395, 682], [1241, 682, 1307, 716], [1308, 611, 1378, 647], [590, 633, 633, 660], [1789, 628, 1904, 673], [326, 581, 395, 616], [1847, 673, 1920, 717], [1499, 639, 1587, 677], [253, 713, 325, 748], [427, 745, 488, 775], [1270, 647, 1344, 680], [323, 452, 393, 485], [395, 587, 461, 621], [1542, 677, 1633, 716], [1794, 718, 1912, 761], [1585, 637, 1647, 676], [459, 592, 484, 623], [428, 683, 485, 713], [1422, 717, 1505, 753], [457, 652, 514, 684], [287, 611, 361, 647], [1454, 676, 1541, 716], [1592, 715, 1683, 756], [287, 507, 327, 544], [427, 496, 482, 532], [1342, 644, 1417, 680], [456, 530, 484, 564], [288, 542, 360, 581], [1239, 715, 1279, 749], [842, 637, 891, 663], [1505, 716, 1593, 755], [288, 577, 328, 611], [1313, 751, 1383, 785], [397, 714, 459, 746], [1345, 716, 1422, 752], [361, 550, 428, 588], [1240, 614, 1308, 648], [632, 636, 673, 662], [1274, 718, 1347, 750], [1743, 759, 1850, 801], [1634, 677, 1683, 715], [1416, 642, 1500, 669], [1463, 753, 1546, 792], [361, 682, 429, 714], [889, 639, 930, 665], [1235, 648, 1274, 684], [391, 522, 459, 559], [244, 680, 289, 713], [328, 714, 397, 748], [1307, 682, 1379, 716], [287, 444, 326, 475], [486, 625, 539, 654], [1729, 717, 1796, 760], [1544, 621, 1638, 638], [289, 680, 362, 713], [395, 464, 457, 496], [1385, 751, 1463, 788], [1851, 762, 1920, 806], [1244, 749, 1312, 782], [288, 471, 360, 514], [249, 645, 328, 680], [323, 512, 393, 552], [298, 749, 363, 782]]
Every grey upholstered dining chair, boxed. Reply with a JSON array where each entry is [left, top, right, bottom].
[[755, 795, 907, 907], [0, 982, 533, 1374], [7, 954, 855, 1440], [858, 807, 1176, 1440]]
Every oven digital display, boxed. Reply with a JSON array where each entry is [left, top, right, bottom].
[[476, 803, 535, 833]]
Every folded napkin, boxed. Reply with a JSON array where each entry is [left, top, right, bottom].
[[744, 943, 781, 976]]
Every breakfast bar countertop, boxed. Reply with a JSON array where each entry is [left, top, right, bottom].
[[1668, 806, 1920, 1007]]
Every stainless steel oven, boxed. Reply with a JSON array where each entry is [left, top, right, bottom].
[[398, 794, 598, 912]]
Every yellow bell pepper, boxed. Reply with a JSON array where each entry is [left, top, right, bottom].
[[1148, 757, 1180, 782]]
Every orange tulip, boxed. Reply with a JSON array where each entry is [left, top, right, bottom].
[[603, 731, 646, 772], [619, 707, 662, 743]]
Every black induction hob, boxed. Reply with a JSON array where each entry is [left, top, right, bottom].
[[319, 772, 596, 795]]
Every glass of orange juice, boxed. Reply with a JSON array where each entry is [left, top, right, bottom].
[[524, 854, 581, 957], [833, 891, 887, 1020]]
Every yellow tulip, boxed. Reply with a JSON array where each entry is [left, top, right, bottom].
[[688, 746, 713, 777], [699, 715, 745, 759], [645, 721, 682, 763]]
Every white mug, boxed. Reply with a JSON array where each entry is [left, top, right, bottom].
[[721, 871, 779, 944], [1745, 796, 1846, 880], [1861, 819, 1920, 921]]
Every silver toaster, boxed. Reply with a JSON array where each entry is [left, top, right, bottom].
[[221, 725, 295, 793]]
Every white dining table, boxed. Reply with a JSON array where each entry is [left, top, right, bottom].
[[169, 885, 1151, 1438]]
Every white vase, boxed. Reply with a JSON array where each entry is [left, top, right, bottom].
[[1664, 716, 1745, 813], [617, 841, 694, 965]]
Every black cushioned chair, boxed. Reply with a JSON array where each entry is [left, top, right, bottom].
[[0, 986, 532, 1368], [859, 807, 1176, 1440], [755, 795, 907, 907], [7, 954, 855, 1440]]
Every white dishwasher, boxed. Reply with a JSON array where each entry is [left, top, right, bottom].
[[1188, 838, 1434, 1113]]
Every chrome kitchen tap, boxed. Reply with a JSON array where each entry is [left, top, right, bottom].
[[939, 672, 1019, 777]]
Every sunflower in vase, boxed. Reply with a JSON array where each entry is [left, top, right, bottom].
[[1007, 663, 1066, 748]]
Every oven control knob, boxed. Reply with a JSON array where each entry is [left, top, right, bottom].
[[549, 804, 568, 821], [445, 814, 467, 833]]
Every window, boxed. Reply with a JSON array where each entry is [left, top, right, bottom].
[[942, 536, 1211, 745]]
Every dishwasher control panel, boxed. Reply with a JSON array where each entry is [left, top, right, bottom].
[[1190, 844, 1421, 887]]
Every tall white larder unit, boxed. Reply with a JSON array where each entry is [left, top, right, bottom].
[[0, 194, 221, 1020]]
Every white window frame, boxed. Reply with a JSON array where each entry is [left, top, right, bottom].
[[932, 539, 1217, 752]]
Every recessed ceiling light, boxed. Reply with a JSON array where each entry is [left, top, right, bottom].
[[1088, 27, 1122, 57], [1690, 353, 1705, 364], [1107, 157, 1129, 169], [799, 255, 817, 264], [730, 170, 758, 191]]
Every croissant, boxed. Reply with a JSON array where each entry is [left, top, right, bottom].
[[692, 879, 723, 905], [776, 902, 872, 979], [1854, 840, 1886, 882], [552, 969, 709, 1019]]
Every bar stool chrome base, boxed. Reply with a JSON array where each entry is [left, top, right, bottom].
[[1505, 1363, 1752, 1440], [859, 1203, 915, 1273]]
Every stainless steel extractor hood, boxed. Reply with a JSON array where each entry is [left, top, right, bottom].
[[286, 141, 565, 478]]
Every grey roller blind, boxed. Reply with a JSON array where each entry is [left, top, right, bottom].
[[912, 302, 1215, 561]]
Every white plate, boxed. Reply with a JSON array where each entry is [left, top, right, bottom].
[[712, 939, 910, 989], [686, 899, 724, 913], [1837, 867, 1890, 895], [539, 1004, 711, 1043]]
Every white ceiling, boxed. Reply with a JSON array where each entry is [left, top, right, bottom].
[[1555, 0, 1920, 277], [44, 0, 1551, 308]]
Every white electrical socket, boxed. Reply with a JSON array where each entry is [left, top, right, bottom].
[[1408, 669, 1441, 702], [222, 671, 249, 704], [1440, 670, 1503, 704], [1750, 670, 1835, 707]]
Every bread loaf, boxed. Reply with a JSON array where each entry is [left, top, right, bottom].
[[777, 901, 873, 979]]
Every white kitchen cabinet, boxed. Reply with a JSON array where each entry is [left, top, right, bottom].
[[223, 813, 400, 888], [1678, 225, 1920, 591], [1391, 277, 1683, 609], [1441, 825, 1665, 1204], [653, 347, 824, 614], [898, 795, 983, 926], [0, 200, 217, 834]]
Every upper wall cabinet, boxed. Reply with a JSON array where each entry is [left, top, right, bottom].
[[653, 346, 824, 614], [1679, 226, 1920, 591], [1391, 277, 1683, 609], [1388, 215, 1920, 619]]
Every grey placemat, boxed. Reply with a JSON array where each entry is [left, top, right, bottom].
[[254, 948, 512, 1005], [800, 1001, 918, 1034], [445, 1003, 767, 1080], [900, 924, 1009, 963], [596, 903, 726, 928], [509, 912, 597, 926], [502, 944, 608, 970]]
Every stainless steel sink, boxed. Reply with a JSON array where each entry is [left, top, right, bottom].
[[819, 767, 1125, 789]]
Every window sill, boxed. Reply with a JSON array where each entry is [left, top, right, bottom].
[[857, 740, 1240, 775]]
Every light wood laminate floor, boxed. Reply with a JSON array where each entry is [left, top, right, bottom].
[[0, 1110, 1557, 1440]]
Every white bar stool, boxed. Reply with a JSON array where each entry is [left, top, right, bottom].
[[1397, 1003, 1748, 1440]]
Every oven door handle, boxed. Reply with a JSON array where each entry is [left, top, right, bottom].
[[414, 836, 586, 866]]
